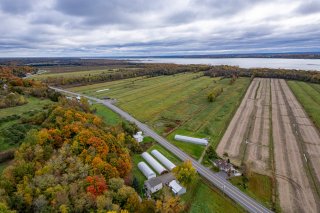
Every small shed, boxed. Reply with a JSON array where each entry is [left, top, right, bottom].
[[138, 162, 156, 179], [133, 131, 144, 143], [151, 150, 176, 171], [169, 180, 186, 196], [144, 178, 163, 194], [174, 135, 208, 146], [141, 152, 167, 175]]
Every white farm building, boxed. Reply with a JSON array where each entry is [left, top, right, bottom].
[[138, 162, 156, 179], [133, 131, 144, 143], [174, 134, 208, 146], [151, 150, 176, 171], [141, 152, 167, 175], [169, 180, 186, 196]]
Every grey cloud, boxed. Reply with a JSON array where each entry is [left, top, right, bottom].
[[296, 0, 320, 14], [0, 0, 35, 14]]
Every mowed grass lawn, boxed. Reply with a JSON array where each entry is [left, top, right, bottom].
[[287, 80, 320, 130], [70, 73, 250, 159], [230, 173, 274, 210], [92, 103, 122, 126]]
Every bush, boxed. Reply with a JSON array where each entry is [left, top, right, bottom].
[[207, 87, 223, 102]]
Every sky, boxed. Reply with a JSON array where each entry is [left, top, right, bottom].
[[0, 0, 320, 57]]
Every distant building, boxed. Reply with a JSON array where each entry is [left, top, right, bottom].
[[169, 180, 186, 196], [174, 134, 208, 146], [133, 131, 144, 143], [213, 159, 241, 177]]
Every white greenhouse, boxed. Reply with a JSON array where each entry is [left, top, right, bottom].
[[151, 150, 176, 171], [141, 152, 167, 175], [138, 162, 156, 179], [174, 134, 208, 145]]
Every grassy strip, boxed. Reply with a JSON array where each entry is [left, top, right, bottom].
[[230, 173, 273, 210], [287, 81, 320, 130], [93, 103, 122, 126], [184, 177, 246, 213]]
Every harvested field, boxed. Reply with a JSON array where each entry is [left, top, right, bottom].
[[272, 79, 320, 212], [218, 77, 320, 212], [216, 78, 270, 173]]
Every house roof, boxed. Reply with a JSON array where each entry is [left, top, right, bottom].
[[214, 159, 233, 170], [145, 177, 162, 188], [169, 180, 184, 193], [144, 172, 175, 188]]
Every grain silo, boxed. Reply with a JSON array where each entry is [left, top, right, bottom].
[[141, 152, 167, 174], [174, 134, 208, 145], [151, 150, 176, 171], [138, 162, 156, 179]]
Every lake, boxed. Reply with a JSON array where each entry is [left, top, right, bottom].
[[129, 58, 320, 71]]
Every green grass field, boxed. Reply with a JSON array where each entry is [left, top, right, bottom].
[[230, 173, 273, 210], [0, 97, 52, 118], [70, 73, 250, 159], [0, 97, 53, 151], [93, 103, 122, 126], [183, 178, 245, 213], [287, 80, 320, 130], [31, 69, 117, 81]]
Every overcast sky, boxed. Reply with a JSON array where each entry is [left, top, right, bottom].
[[0, 0, 319, 57]]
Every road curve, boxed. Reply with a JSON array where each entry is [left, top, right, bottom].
[[50, 86, 272, 213]]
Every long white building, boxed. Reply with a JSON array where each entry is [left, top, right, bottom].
[[151, 149, 176, 171], [174, 134, 208, 145], [138, 162, 156, 179], [141, 152, 167, 174]]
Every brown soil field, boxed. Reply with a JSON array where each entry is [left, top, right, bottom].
[[217, 78, 320, 212]]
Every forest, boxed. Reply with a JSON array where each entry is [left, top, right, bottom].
[[0, 67, 186, 212]]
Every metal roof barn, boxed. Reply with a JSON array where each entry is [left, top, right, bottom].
[[174, 134, 208, 145], [151, 150, 176, 171], [141, 152, 167, 175], [138, 162, 156, 179]]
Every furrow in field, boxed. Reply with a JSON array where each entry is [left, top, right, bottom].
[[245, 78, 270, 173]]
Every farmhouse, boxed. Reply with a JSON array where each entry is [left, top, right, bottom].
[[144, 178, 163, 194], [174, 134, 208, 145], [133, 131, 144, 143], [213, 159, 241, 177], [144, 172, 186, 195]]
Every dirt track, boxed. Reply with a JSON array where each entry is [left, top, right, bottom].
[[217, 78, 320, 212]]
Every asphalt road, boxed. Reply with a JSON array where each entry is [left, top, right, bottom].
[[50, 86, 273, 213]]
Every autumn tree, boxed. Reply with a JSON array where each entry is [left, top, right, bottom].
[[172, 160, 197, 187]]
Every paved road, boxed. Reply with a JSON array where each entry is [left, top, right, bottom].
[[50, 86, 273, 213]]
